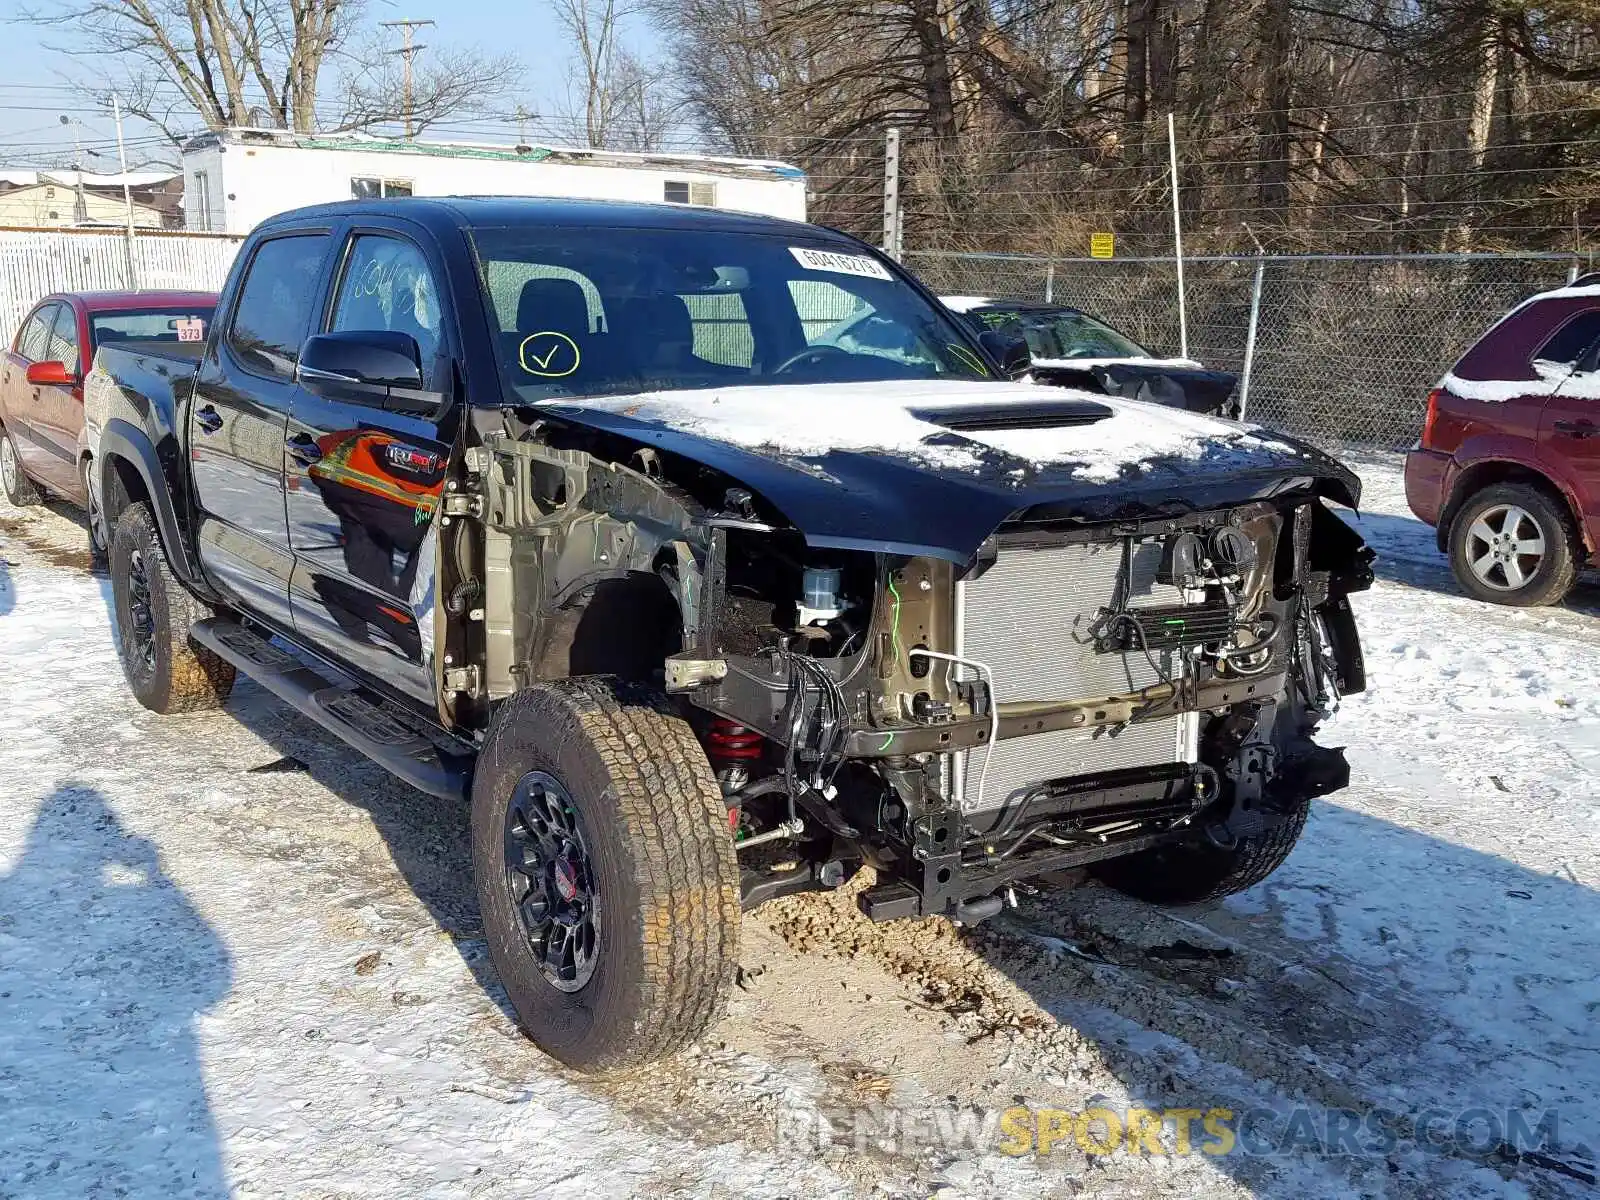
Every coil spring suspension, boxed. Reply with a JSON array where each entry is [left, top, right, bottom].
[[706, 718, 764, 765], [706, 719, 764, 823]]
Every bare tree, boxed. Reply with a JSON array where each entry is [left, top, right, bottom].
[[551, 0, 624, 147], [25, 0, 519, 141]]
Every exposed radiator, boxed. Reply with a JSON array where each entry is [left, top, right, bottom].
[[954, 538, 1199, 813]]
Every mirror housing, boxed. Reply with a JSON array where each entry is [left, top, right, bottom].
[[296, 331, 439, 411], [26, 359, 75, 386], [977, 330, 1032, 380]]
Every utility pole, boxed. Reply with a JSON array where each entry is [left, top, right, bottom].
[[111, 93, 139, 289], [514, 104, 535, 151], [1166, 112, 1189, 361], [381, 18, 435, 139], [58, 114, 88, 225]]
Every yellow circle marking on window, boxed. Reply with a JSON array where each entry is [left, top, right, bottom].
[[519, 331, 581, 378]]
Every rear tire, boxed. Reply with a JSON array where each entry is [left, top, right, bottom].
[[1447, 483, 1578, 607], [471, 678, 740, 1074], [1, 429, 42, 506], [1090, 797, 1310, 905], [109, 502, 235, 713]]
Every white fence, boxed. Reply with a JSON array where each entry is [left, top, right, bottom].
[[0, 227, 244, 338]]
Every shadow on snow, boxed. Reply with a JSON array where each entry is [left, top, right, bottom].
[[0, 785, 233, 1199]]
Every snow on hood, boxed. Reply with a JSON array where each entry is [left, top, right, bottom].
[[1031, 354, 1206, 371], [542, 379, 1292, 483]]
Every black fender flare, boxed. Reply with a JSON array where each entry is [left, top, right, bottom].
[[98, 417, 221, 602]]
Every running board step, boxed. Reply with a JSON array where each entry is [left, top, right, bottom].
[[190, 618, 471, 801]]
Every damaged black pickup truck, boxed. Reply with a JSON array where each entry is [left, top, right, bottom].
[[86, 196, 1372, 1073]]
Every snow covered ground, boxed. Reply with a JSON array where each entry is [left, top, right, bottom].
[[1, 455, 1597, 1199]]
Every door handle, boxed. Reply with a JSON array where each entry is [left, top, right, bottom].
[[195, 405, 223, 433], [285, 432, 323, 464], [1553, 419, 1597, 439]]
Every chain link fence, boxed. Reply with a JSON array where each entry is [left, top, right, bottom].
[[905, 250, 1592, 448]]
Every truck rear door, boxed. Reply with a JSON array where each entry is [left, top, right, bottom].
[[283, 225, 452, 704], [190, 230, 337, 627]]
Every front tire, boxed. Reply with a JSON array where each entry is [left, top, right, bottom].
[[1, 428, 42, 506], [109, 502, 235, 713], [1090, 797, 1310, 905], [1447, 483, 1578, 607], [471, 679, 740, 1073]]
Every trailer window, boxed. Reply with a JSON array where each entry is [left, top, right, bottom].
[[350, 177, 415, 200], [664, 181, 716, 207]]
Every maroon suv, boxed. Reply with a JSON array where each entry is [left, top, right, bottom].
[[1405, 276, 1600, 606]]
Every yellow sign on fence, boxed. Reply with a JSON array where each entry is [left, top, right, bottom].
[[1090, 232, 1115, 259]]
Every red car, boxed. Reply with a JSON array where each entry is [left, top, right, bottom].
[[1, 290, 216, 555], [1405, 275, 1600, 606]]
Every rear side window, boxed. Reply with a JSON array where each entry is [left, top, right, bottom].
[[1535, 310, 1600, 368], [16, 305, 56, 360], [46, 305, 79, 366], [228, 234, 330, 378]]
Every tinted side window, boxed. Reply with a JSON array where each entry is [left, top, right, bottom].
[[17, 305, 56, 360], [228, 235, 330, 378], [329, 235, 445, 370], [1536, 310, 1600, 368], [47, 305, 79, 366]]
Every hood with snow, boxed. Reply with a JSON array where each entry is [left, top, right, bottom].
[[537, 380, 1360, 563]]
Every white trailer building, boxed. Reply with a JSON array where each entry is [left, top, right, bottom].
[[180, 128, 808, 235]]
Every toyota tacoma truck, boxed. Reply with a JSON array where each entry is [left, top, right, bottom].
[[87, 197, 1372, 1073]]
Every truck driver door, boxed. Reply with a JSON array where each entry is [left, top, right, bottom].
[[284, 226, 454, 705]]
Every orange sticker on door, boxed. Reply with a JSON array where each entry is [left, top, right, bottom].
[[519, 331, 580, 377]]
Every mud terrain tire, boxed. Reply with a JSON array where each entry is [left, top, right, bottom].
[[109, 502, 235, 713], [1, 428, 42, 506], [1090, 797, 1310, 904], [471, 678, 740, 1074]]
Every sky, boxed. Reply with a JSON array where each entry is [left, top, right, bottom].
[[0, 0, 658, 173]]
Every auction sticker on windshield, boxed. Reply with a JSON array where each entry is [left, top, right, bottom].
[[789, 246, 892, 280]]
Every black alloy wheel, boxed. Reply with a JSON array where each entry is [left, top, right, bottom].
[[124, 546, 159, 676], [504, 770, 601, 993]]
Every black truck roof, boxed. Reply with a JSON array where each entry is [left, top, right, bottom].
[[254, 195, 829, 240]]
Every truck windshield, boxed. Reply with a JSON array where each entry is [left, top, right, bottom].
[[470, 226, 992, 402]]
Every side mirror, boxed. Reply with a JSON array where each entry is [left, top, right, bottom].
[[977, 330, 1032, 380], [297, 330, 446, 415], [26, 359, 76, 386]]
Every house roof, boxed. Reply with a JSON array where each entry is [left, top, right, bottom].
[[0, 169, 180, 189]]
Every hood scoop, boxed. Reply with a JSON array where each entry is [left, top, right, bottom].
[[910, 398, 1114, 432]]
